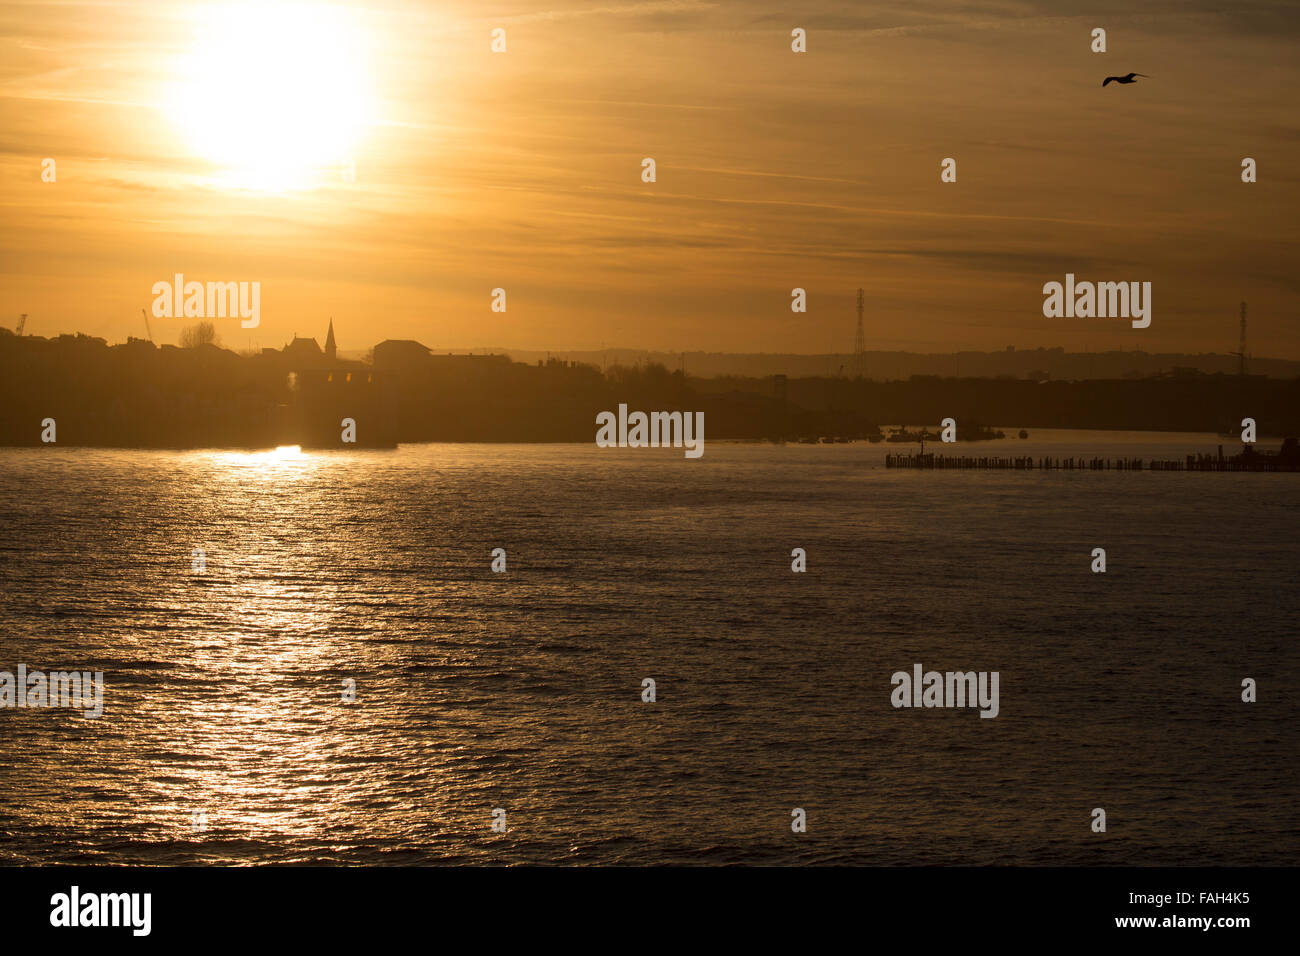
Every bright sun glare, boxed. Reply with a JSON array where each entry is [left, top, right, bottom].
[[168, 2, 374, 190]]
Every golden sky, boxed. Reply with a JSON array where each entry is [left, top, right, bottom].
[[1, 0, 1297, 356]]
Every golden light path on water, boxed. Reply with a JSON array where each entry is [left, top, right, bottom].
[[163, 444, 458, 856]]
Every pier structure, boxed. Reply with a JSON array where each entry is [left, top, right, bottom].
[[885, 441, 1299, 473]]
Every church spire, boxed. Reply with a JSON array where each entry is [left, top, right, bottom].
[[325, 318, 336, 361]]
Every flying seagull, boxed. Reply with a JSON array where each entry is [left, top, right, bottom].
[[1103, 72, 1149, 86]]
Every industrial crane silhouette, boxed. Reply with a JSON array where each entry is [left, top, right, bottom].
[[1231, 302, 1247, 376]]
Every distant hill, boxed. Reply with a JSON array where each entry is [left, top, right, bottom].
[[489, 347, 1300, 381]]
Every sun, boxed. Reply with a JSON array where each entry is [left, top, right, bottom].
[[167, 2, 375, 190]]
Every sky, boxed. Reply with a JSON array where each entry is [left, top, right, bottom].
[[1, 0, 1297, 357]]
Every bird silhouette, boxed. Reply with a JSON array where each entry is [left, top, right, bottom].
[[1103, 72, 1149, 86]]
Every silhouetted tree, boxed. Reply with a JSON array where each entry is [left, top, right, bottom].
[[180, 321, 219, 349]]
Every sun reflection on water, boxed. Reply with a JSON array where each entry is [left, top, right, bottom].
[[201, 445, 317, 476]]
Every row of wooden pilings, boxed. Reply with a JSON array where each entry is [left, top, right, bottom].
[[884, 453, 1297, 471], [885, 454, 1151, 470]]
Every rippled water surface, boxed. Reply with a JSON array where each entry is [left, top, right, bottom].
[[1, 432, 1297, 865]]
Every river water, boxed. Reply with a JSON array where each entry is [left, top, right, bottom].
[[1, 431, 1296, 864]]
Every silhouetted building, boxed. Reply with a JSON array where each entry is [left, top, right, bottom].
[[284, 335, 323, 365], [374, 339, 432, 373]]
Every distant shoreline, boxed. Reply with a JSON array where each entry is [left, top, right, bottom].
[[1, 427, 1293, 454], [4, 329, 1297, 447]]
